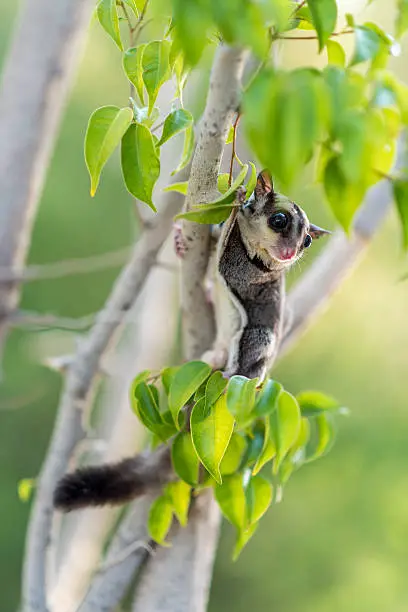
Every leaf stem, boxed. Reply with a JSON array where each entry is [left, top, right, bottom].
[[279, 29, 354, 41], [228, 113, 241, 188]]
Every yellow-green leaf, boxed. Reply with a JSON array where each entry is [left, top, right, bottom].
[[18, 478, 35, 503], [326, 39, 346, 67], [253, 379, 282, 417], [148, 495, 173, 546], [394, 179, 408, 249], [123, 45, 146, 105], [226, 375, 258, 425], [97, 0, 123, 50], [215, 473, 247, 529], [85, 106, 133, 196], [204, 371, 228, 410], [163, 181, 189, 195], [220, 433, 246, 475], [168, 361, 212, 426], [191, 395, 235, 483], [270, 391, 301, 473], [158, 109, 193, 147], [142, 40, 171, 114], [171, 432, 200, 486], [166, 481, 191, 526], [171, 125, 195, 175], [121, 122, 160, 210], [233, 522, 258, 561], [308, 0, 337, 51], [175, 203, 235, 224], [245, 475, 273, 525]]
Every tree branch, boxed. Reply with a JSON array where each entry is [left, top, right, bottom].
[[180, 45, 248, 360], [22, 189, 184, 612], [0, 0, 94, 356]]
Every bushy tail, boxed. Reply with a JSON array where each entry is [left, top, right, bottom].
[[54, 449, 172, 512]]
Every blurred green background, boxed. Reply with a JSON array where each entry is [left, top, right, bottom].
[[1, 1, 408, 611]]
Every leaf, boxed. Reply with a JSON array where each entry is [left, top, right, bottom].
[[148, 495, 173, 545], [306, 413, 336, 462], [278, 417, 311, 484], [245, 162, 257, 198], [97, 0, 123, 50], [168, 361, 212, 426], [18, 478, 35, 503], [215, 473, 247, 529], [226, 375, 258, 425], [158, 109, 193, 147], [297, 390, 341, 416], [131, 369, 151, 387], [245, 475, 273, 525], [396, 0, 408, 38], [171, 432, 200, 485], [175, 204, 235, 225], [163, 181, 189, 195], [171, 0, 210, 66], [350, 26, 382, 66], [206, 164, 248, 206], [123, 45, 146, 105], [270, 391, 301, 473], [204, 371, 228, 410], [161, 366, 180, 395], [225, 125, 234, 144], [323, 155, 365, 231], [326, 39, 346, 67], [171, 125, 194, 175], [308, 0, 338, 51], [233, 523, 258, 561], [252, 418, 276, 475], [166, 481, 191, 526], [190, 395, 235, 483], [121, 123, 160, 210], [217, 173, 230, 194], [130, 381, 162, 429], [253, 379, 282, 417], [142, 40, 171, 114], [393, 180, 408, 249], [220, 433, 247, 475], [85, 106, 133, 196]]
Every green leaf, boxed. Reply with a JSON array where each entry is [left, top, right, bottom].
[[396, 0, 408, 38], [326, 39, 346, 67], [148, 495, 173, 545], [278, 417, 311, 484], [161, 366, 180, 395], [233, 523, 258, 561], [206, 164, 248, 206], [245, 475, 273, 525], [130, 381, 161, 429], [308, 0, 338, 51], [225, 125, 234, 144], [131, 369, 151, 387], [171, 125, 195, 175], [323, 155, 365, 231], [163, 181, 189, 195], [253, 379, 282, 417], [350, 26, 381, 66], [142, 40, 171, 114], [220, 433, 246, 475], [270, 391, 301, 473], [393, 180, 408, 249], [123, 45, 146, 105], [191, 395, 235, 483], [97, 0, 123, 50], [171, 432, 200, 485], [158, 109, 193, 147], [217, 173, 230, 194], [306, 413, 336, 462], [122, 0, 141, 16], [204, 371, 228, 410], [85, 106, 133, 197], [252, 417, 276, 475], [226, 375, 258, 425], [175, 203, 235, 225], [121, 123, 160, 210], [168, 361, 212, 426], [166, 481, 191, 526], [245, 162, 257, 198], [171, 0, 210, 66], [18, 478, 35, 503], [215, 473, 247, 529], [297, 390, 341, 416]]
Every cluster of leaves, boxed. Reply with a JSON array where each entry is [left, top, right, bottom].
[[130, 362, 345, 558]]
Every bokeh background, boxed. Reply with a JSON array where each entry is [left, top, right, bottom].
[[1, 1, 408, 610]]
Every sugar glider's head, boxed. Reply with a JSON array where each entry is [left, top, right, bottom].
[[237, 170, 330, 269]]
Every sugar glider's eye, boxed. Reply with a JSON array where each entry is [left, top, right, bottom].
[[304, 234, 312, 248], [268, 211, 288, 231]]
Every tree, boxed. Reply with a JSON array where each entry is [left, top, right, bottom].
[[1, 0, 407, 610]]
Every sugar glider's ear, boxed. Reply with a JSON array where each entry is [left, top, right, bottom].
[[308, 223, 331, 239], [255, 169, 274, 199]]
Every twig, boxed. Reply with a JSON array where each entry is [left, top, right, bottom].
[[279, 29, 354, 41], [290, 0, 307, 18], [22, 185, 185, 612]]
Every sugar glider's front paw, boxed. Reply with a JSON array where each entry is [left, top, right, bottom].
[[201, 347, 228, 371], [173, 222, 188, 259]]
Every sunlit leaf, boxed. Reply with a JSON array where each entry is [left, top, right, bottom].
[[175, 203, 235, 224], [350, 25, 381, 66], [204, 371, 228, 410], [326, 39, 346, 67], [18, 478, 35, 503], [253, 379, 282, 417], [270, 391, 301, 473], [323, 154, 365, 231], [220, 433, 246, 475], [166, 480, 191, 526], [252, 417, 276, 475], [305, 413, 336, 462], [308, 0, 338, 51], [97, 0, 123, 50], [148, 495, 173, 545], [163, 181, 189, 195], [121, 122, 160, 210], [206, 164, 248, 205], [158, 109, 193, 146], [396, 0, 408, 38], [191, 395, 235, 483], [215, 473, 247, 529], [161, 366, 180, 395], [244, 162, 257, 198], [233, 522, 258, 561], [123, 45, 146, 105], [226, 375, 258, 425], [297, 390, 342, 416], [171, 432, 200, 485], [393, 179, 408, 248], [245, 475, 273, 525], [217, 173, 230, 194], [168, 361, 212, 426], [85, 106, 133, 196], [171, 125, 195, 175], [142, 40, 171, 114], [171, 0, 210, 66]]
